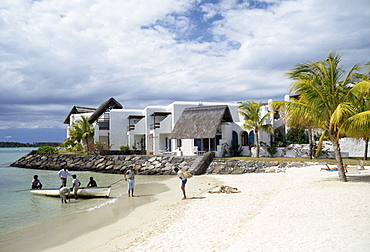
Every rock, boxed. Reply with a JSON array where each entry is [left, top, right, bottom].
[[209, 185, 241, 194]]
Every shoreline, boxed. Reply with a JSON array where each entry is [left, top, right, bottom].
[[43, 175, 221, 251], [45, 165, 370, 252], [4, 165, 370, 251], [0, 177, 177, 252]]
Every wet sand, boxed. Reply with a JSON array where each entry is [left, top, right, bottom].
[[1, 179, 173, 252]]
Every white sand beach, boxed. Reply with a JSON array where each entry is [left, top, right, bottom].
[[44, 165, 370, 252]]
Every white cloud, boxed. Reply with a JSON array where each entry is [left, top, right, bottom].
[[0, 0, 369, 133]]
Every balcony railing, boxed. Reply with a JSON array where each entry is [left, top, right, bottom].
[[98, 121, 109, 130], [150, 122, 160, 130]]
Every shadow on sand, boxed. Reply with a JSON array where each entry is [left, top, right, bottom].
[[187, 196, 206, 200], [321, 173, 370, 184]]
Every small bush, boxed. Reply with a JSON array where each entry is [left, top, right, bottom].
[[120, 145, 131, 155], [72, 143, 83, 152], [228, 141, 243, 157], [36, 146, 58, 154]]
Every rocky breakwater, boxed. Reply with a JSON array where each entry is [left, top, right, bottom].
[[207, 158, 319, 174], [11, 153, 198, 175]]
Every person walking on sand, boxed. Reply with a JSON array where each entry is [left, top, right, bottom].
[[59, 187, 70, 203], [58, 165, 72, 188], [174, 168, 187, 199], [31, 175, 42, 189], [124, 166, 139, 197], [71, 174, 81, 200]]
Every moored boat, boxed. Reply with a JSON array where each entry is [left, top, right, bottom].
[[30, 186, 111, 198]]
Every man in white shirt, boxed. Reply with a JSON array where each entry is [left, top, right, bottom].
[[124, 166, 139, 197], [58, 165, 72, 188]]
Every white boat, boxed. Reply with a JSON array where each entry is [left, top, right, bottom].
[[30, 186, 112, 198]]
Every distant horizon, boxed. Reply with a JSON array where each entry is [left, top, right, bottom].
[[0, 128, 66, 143]]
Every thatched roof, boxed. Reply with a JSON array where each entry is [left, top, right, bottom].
[[170, 105, 233, 139], [64, 106, 96, 124], [88, 97, 123, 124]]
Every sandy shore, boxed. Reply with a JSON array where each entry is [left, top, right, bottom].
[[43, 165, 370, 252]]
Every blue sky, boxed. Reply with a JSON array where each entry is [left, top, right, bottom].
[[0, 0, 369, 143]]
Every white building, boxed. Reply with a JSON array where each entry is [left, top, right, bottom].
[[64, 97, 367, 158], [64, 98, 277, 157]]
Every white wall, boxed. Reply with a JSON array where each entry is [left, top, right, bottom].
[[110, 109, 143, 150]]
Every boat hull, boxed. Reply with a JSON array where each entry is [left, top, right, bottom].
[[30, 186, 111, 198]]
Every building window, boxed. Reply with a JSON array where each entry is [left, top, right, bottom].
[[241, 131, 249, 146]]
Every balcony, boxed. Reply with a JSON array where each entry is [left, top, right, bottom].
[[150, 122, 160, 130], [98, 121, 109, 130]]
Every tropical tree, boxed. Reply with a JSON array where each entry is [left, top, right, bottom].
[[347, 62, 370, 160], [339, 80, 370, 160], [238, 100, 273, 158], [279, 95, 317, 159], [68, 116, 95, 150], [274, 51, 370, 182]]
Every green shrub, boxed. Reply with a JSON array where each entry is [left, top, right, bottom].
[[120, 145, 131, 155], [228, 141, 243, 157], [36, 146, 58, 154], [285, 128, 309, 145], [72, 143, 83, 152]]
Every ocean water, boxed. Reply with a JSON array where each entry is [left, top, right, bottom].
[[0, 148, 169, 241]]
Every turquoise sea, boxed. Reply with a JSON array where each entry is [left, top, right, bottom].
[[0, 148, 169, 245]]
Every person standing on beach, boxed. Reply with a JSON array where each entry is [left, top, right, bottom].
[[31, 175, 42, 189], [71, 174, 81, 200], [58, 165, 72, 188], [174, 168, 187, 200], [124, 166, 139, 197]]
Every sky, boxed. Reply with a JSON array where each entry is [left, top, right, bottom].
[[0, 0, 369, 143]]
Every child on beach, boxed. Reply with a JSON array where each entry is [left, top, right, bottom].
[[31, 175, 42, 189], [174, 168, 187, 200], [71, 174, 81, 200]]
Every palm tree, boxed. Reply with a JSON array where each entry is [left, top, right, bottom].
[[238, 100, 273, 158], [282, 101, 316, 159], [278, 51, 369, 182], [68, 116, 94, 150], [339, 80, 370, 160]]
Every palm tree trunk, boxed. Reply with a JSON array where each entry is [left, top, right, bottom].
[[85, 138, 90, 151], [255, 131, 260, 158], [308, 128, 313, 159], [364, 138, 369, 161], [330, 134, 347, 182]]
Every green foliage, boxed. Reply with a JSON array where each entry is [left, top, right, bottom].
[[88, 141, 111, 155], [68, 116, 94, 149], [281, 50, 370, 181], [272, 127, 309, 147], [0, 142, 60, 147], [238, 100, 273, 158], [273, 127, 287, 147], [228, 141, 243, 157], [61, 139, 76, 150], [285, 128, 309, 145], [120, 145, 131, 155], [72, 143, 83, 152], [36, 146, 58, 154]]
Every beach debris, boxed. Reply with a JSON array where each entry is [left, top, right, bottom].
[[208, 185, 241, 194]]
